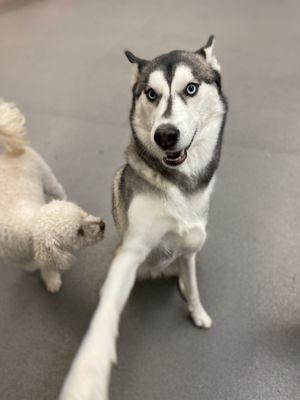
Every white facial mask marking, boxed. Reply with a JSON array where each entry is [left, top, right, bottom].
[[171, 64, 196, 94], [148, 70, 169, 96]]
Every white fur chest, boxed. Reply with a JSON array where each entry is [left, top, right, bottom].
[[128, 177, 216, 277], [160, 183, 213, 255]]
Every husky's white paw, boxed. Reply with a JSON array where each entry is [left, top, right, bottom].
[[45, 275, 62, 293], [59, 334, 115, 400], [60, 365, 109, 400], [190, 308, 212, 329]]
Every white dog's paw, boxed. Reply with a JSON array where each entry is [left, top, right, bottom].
[[190, 307, 212, 329], [45, 274, 62, 293]]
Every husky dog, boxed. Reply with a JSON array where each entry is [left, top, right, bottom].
[[60, 35, 227, 400]]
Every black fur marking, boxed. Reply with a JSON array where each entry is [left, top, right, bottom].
[[163, 95, 173, 117], [178, 92, 187, 104], [197, 48, 206, 58], [164, 61, 174, 87], [205, 35, 215, 49], [153, 93, 162, 106]]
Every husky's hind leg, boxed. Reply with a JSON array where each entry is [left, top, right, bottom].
[[179, 253, 212, 329]]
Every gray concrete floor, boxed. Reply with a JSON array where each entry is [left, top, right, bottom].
[[0, 0, 300, 399]]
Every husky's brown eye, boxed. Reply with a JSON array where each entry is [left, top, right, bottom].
[[77, 227, 85, 236], [185, 83, 199, 96], [145, 88, 157, 102]]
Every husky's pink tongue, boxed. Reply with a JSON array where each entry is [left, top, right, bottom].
[[164, 149, 187, 166]]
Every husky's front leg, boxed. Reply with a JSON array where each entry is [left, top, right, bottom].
[[59, 230, 158, 400], [59, 194, 169, 400], [179, 253, 212, 329]]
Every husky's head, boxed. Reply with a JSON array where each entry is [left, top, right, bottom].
[[125, 36, 227, 175]]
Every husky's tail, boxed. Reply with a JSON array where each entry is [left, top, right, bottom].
[[0, 99, 27, 156]]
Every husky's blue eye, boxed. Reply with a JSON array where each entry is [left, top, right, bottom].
[[185, 83, 199, 96], [146, 88, 157, 102]]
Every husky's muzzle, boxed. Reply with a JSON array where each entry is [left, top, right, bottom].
[[154, 123, 185, 167], [154, 123, 197, 167]]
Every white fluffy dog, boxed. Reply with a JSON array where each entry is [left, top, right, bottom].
[[0, 99, 105, 293]]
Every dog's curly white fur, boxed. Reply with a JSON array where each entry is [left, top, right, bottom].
[[0, 99, 105, 293]]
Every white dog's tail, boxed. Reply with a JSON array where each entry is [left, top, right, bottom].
[[0, 99, 27, 156]]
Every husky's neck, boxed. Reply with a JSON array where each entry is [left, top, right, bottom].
[[126, 113, 226, 194]]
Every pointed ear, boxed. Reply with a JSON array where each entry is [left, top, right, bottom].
[[124, 50, 148, 69], [196, 35, 221, 72], [124, 50, 149, 86]]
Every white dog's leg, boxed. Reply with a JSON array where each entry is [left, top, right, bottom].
[[41, 268, 62, 293], [37, 156, 67, 200], [23, 263, 39, 272], [179, 253, 212, 329], [59, 234, 152, 400], [43, 170, 66, 200]]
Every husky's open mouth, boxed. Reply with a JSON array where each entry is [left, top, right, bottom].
[[162, 129, 197, 167], [163, 149, 187, 166]]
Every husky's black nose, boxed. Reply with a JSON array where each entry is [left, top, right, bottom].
[[154, 124, 179, 150]]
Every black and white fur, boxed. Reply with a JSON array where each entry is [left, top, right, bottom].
[[60, 36, 228, 400]]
